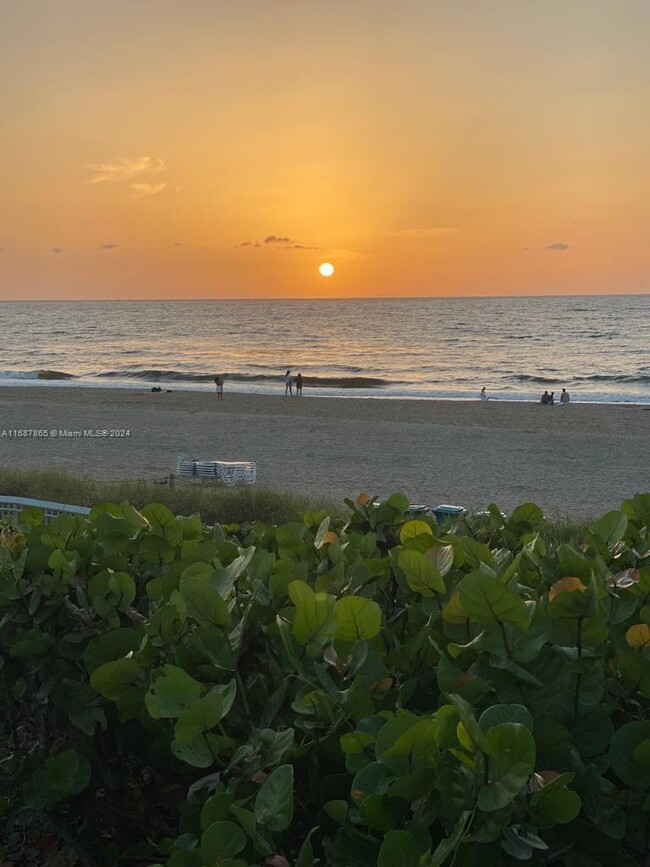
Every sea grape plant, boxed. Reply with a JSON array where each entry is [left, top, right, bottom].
[[0, 493, 649, 866]]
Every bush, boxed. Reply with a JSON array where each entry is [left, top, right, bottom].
[[1, 493, 649, 866]]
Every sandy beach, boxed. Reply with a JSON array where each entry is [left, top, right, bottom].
[[0, 386, 648, 518]]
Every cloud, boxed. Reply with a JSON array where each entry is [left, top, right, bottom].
[[546, 242, 570, 251], [51, 247, 64, 254], [85, 156, 166, 184], [131, 182, 167, 198], [264, 235, 294, 244], [237, 235, 317, 250], [398, 227, 460, 239], [99, 243, 117, 250]]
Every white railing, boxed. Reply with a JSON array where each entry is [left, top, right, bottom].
[[0, 496, 91, 524]]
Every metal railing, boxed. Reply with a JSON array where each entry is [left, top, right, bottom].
[[0, 496, 91, 524]]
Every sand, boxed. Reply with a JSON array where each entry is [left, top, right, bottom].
[[0, 386, 648, 517]]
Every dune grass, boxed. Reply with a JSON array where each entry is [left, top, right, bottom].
[[0, 467, 341, 526]]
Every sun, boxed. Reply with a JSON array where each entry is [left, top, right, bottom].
[[318, 262, 335, 277]]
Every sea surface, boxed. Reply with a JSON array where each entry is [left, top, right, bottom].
[[0, 296, 648, 404]]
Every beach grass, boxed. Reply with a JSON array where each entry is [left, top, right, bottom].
[[0, 466, 341, 526]]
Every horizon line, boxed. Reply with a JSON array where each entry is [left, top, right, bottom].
[[0, 291, 648, 303]]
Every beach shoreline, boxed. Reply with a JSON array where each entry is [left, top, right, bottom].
[[0, 386, 648, 518]]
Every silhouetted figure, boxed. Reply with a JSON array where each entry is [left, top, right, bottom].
[[285, 370, 293, 396], [214, 376, 223, 402], [296, 372, 303, 396]]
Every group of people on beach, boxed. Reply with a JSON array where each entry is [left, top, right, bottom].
[[284, 370, 303, 396], [213, 371, 304, 399], [480, 386, 571, 404], [540, 388, 570, 405]]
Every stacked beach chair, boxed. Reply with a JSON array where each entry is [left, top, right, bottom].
[[174, 457, 256, 487]]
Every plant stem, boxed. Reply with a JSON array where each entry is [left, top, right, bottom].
[[497, 619, 511, 659], [573, 616, 584, 724]]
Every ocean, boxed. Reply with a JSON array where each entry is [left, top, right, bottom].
[[0, 295, 648, 404]]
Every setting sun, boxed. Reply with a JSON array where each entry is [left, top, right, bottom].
[[319, 263, 335, 278]]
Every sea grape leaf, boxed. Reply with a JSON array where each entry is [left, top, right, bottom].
[[617, 652, 650, 698], [45, 750, 91, 795], [478, 704, 533, 733], [289, 580, 337, 651], [625, 623, 650, 649], [529, 782, 581, 826], [254, 764, 294, 831], [334, 595, 382, 641], [145, 665, 203, 719], [90, 658, 143, 700], [201, 821, 247, 860], [171, 733, 220, 768], [377, 830, 422, 867], [508, 503, 544, 527], [174, 692, 223, 745], [200, 793, 234, 830], [399, 520, 433, 543], [179, 578, 230, 627], [594, 510, 628, 546], [459, 571, 529, 630], [478, 723, 536, 811], [83, 628, 141, 675], [398, 549, 445, 596], [610, 722, 650, 788]]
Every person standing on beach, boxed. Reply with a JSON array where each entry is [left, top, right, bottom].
[[214, 376, 223, 401], [480, 386, 488, 402], [285, 370, 293, 396], [560, 388, 570, 405], [296, 372, 303, 396]]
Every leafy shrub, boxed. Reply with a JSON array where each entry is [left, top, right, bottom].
[[1, 492, 649, 866]]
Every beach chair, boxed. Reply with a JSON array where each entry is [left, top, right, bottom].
[[433, 504, 467, 524], [174, 457, 256, 487]]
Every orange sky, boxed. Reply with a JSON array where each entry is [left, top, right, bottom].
[[1, 0, 649, 299]]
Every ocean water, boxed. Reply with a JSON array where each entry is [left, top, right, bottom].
[[0, 296, 648, 404]]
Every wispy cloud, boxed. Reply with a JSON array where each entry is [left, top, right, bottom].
[[237, 234, 318, 250], [546, 242, 570, 251], [85, 156, 166, 184], [51, 247, 64, 254], [264, 235, 294, 245], [131, 182, 167, 198], [398, 227, 460, 239], [98, 243, 117, 250]]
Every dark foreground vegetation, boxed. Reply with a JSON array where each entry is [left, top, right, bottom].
[[0, 491, 649, 866]]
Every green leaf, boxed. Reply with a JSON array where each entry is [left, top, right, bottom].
[[594, 509, 628, 546], [179, 578, 230, 627], [478, 704, 533, 733], [200, 793, 234, 830], [610, 721, 650, 788], [459, 572, 529, 630], [90, 658, 143, 700], [530, 783, 581, 827], [145, 665, 203, 719], [334, 595, 382, 641], [478, 723, 536, 811], [45, 750, 91, 795], [378, 830, 422, 867], [83, 628, 141, 675], [201, 821, 247, 860], [254, 764, 294, 831], [398, 549, 445, 596], [509, 503, 544, 526], [174, 692, 223, 744], [289, 580, 337, 651], [399, 520, 433, 543]]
